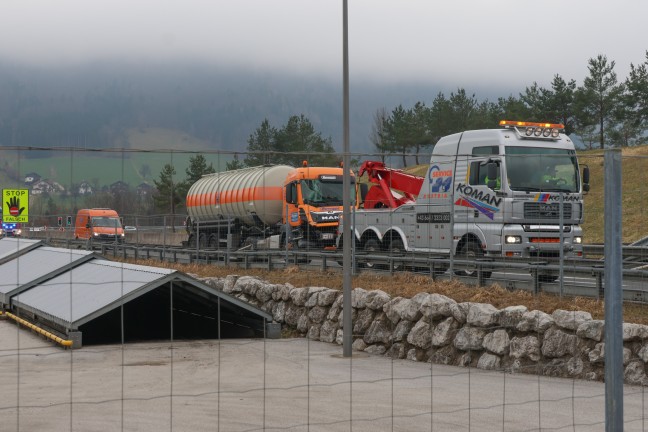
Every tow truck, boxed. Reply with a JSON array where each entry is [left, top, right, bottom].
[[339, 120, 590, 281]]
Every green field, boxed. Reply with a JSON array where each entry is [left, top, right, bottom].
[[0, 127, 237, 189]]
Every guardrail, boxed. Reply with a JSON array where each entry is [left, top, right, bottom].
[[39, 237, 648, 304]]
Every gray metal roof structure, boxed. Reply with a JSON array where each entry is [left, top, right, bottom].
[[10, 257, 273, 345], [0, 238, 42, 264], [0, 247, 98, 306]]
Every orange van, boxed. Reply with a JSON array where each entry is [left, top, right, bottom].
[[74, 208, 125, 243]]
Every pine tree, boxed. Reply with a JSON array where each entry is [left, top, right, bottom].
[[574, 55, 624, 148], [244, 119, 277, 166], [153, 164, 182, 230]]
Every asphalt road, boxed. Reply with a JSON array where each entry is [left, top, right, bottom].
[[1, 320, 646, 432]]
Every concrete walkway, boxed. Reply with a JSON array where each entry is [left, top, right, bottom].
[[1, 320, 646, 431]]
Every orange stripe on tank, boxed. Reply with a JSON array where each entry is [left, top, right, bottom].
[[186, 186, 284, 207]]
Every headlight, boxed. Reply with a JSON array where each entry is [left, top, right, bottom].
[[574, 236, 582, 244], [15, 229, 22, 236], [93, 232, 99, 237], [121, 233, 125, 237], [505, 235, 521, 244]]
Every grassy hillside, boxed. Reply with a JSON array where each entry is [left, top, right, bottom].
[[402, 146, 648, 244], [580, 146, 648, 244]]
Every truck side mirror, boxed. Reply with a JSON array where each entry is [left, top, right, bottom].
[[285, 183, 296, 204], [486, 162, 498, 189], [582, 166, 590, 192], [487, 162, 498, 180]]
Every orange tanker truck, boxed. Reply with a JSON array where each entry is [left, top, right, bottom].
[[185, 162, 355, 251]]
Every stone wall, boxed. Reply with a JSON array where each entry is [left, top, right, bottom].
[[199, 274, 648, 385]]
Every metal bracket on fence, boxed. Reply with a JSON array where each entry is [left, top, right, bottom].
[[529, 261, 547, 295], [429, 261, 438, 281], [476, 258, 493, 286], [592, 264, 605, 299]]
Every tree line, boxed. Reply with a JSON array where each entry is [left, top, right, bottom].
[[152, 52, 648, 216], [373, 53, 648, 165]]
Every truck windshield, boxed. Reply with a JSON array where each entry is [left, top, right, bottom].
[[301, 179, 351, 206], [92, 216, 122, 228], [505, 147, 579, 193]]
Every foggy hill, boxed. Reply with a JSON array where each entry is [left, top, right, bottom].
[[0, 61, 515, 157]]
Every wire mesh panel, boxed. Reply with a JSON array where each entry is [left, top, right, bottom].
[[1, 147, 648, 431]]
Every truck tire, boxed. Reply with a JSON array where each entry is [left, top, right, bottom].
[[198, 233, 208, 249], [455, 240, 492, 279], [362, 238, 382, 269], [388, 238, 405, 271]]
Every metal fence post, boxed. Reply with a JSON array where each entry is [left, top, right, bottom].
[[604, 149, 623, 431]]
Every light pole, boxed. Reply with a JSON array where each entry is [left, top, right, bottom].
[[341, 0, 352, 357]]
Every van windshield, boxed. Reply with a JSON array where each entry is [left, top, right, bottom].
[[92, 216, 122, 228]]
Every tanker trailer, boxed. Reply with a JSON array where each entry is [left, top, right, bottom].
[[185, 163, 352, 251]]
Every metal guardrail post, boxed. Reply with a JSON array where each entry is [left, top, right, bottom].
[[592, 265, 604, 300], [477, 263, 485, 286]]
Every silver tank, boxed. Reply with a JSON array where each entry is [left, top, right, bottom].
[[186, 165, 293, 226]]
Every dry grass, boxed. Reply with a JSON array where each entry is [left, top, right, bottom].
[[123, 259, 648, 326]]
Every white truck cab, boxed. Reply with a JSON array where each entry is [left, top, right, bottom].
[[343, 120, 589, 278]]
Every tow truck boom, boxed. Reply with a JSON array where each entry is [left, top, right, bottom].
[[359, 160, 424, 209]]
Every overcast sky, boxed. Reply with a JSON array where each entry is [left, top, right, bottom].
[[1, 0, 647, 91]]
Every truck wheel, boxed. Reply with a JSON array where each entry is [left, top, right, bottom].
[[456, 241, 492, 279], [208, 234, 219, 248], [362, 238, 382, 269], [198, 233, 208, 249], [537, 273, 559, 283], [388, 238, 406, 271]]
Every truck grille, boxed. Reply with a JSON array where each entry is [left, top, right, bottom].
[[524, 202, 572, 220]]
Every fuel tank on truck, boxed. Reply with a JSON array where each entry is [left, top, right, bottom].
[[186, 165, 293, 227]]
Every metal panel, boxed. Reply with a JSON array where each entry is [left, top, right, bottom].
[[173, 273, 272, 321], [0, 238, 42, 264], [0, 247, 96, 304], [12, 260, 175, 329]]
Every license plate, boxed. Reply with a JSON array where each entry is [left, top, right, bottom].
[[322, 233, 334, 240]]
